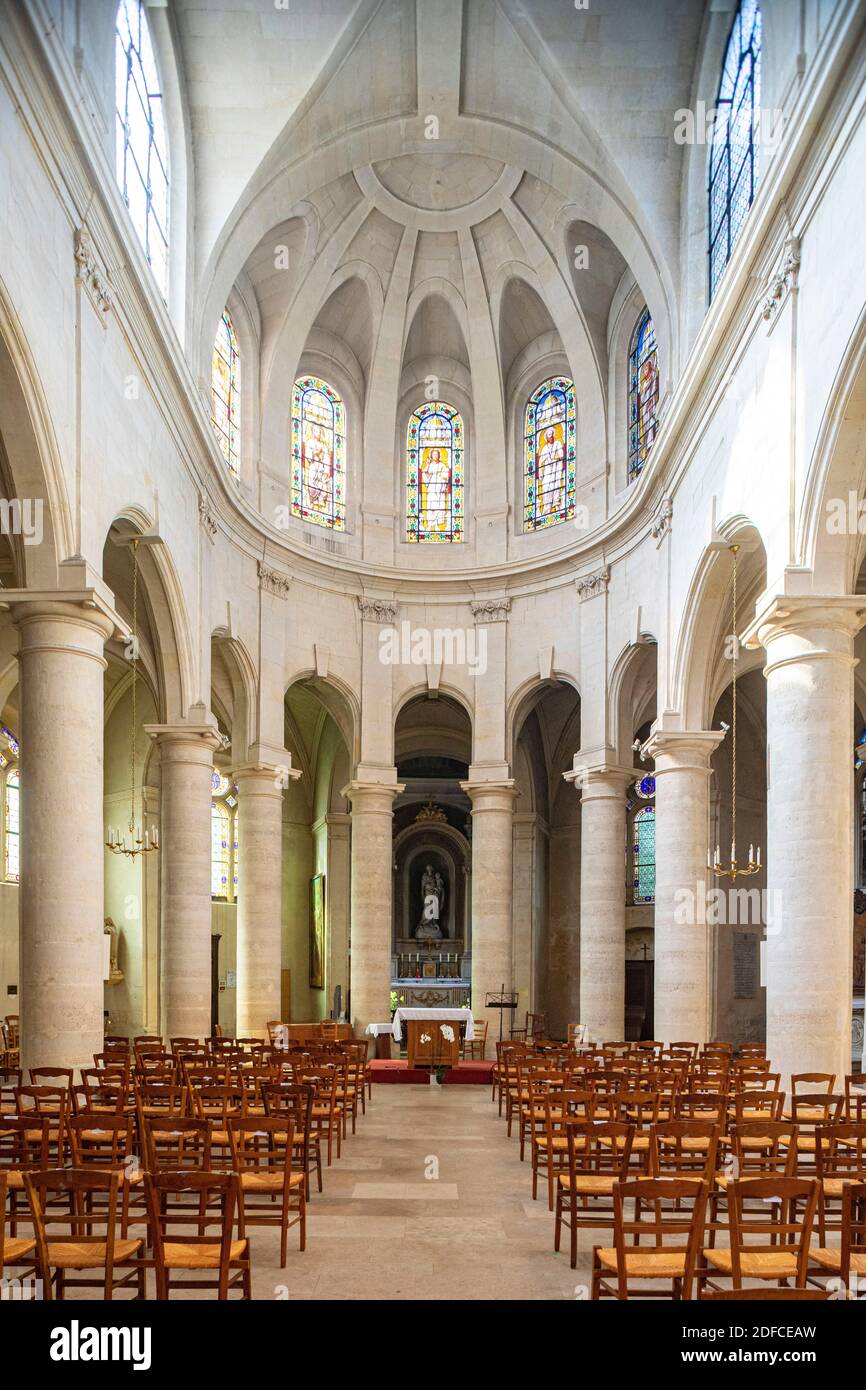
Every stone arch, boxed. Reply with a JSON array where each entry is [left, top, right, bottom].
[[608, 637, 658, 766], [283, 669, 360, 771]]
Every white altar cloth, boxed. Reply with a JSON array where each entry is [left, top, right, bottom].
[[364, 1023, 395, 1038], [390, 1007, 474, 1043]]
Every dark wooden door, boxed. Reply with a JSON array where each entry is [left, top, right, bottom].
[[211, 935, 221, 1037], [625, 960, 654, 1040]]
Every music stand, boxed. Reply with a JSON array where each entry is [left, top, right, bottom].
[[485, 987, 519, 1044]]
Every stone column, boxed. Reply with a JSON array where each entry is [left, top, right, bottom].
[[234, 763, 294, 1038], [461, 780, 516, 1041], [567, 767, 632, 1044], [745, 597, 864, 1083], [146, 724, 222, 1040], [643, 730, 722, 1046], [344, 780, 402, 1035], [13, 595, 118, 1075]]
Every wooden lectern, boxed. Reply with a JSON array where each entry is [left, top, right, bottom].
[[406, 1018, 461, 1069]]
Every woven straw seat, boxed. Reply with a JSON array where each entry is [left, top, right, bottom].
[[809, 1247, 866, 1274], [3, 1236, 35, 1261], [46, 1238, 142, 1269], [702, 1248, 799, 1278], [599, 1134, 650, 1153], [535, 1134, 567, 1150], [558, 1173, 617, 1194], [3, 1170, 24, 1190], [239, 1170, 304, 1192], [162, 1239, 248, 1269], [594, 1247, 688, 1278]]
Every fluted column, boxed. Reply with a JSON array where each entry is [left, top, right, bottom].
[[643, 730, 722, 1046], [146, 724, 222, 1039], [13, 595, 118, 1074], [461, 780, 516, 1038], [567, 767, 632, 1043], [344, 779, 403, 1035], [234, 762, 296, 1038], [745, 597, 864, 1082]]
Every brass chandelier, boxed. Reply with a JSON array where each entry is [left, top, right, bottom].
[[709, 543, 761, 880], [106, 538, 159, 859]]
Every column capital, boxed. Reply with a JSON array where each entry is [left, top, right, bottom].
[[563, 762, 634, 798], [742, 593, 866, 655], [342, 779, 405, 808], [357, 596, 397, 624], [144, 720, 225, 760], [233, 747, 302, 788], [469, 597, 511, 624], [641, 728, 723, 772], [1, 587, 127, 647], [460, 778, 517, 808]]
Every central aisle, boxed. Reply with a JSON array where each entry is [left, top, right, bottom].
[[263, 1083, 590, 1301]]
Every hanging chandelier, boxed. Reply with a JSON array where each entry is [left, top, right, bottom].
[[709, 543, 761, 879], [106, 538, 159, 859]]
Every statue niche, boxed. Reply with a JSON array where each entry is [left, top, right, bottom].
[[416, 862, 446, 940]]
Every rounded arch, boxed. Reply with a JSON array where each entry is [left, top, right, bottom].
[[507, 671, 581, 772], [394, 689, 473, 769], [674, 518, 768, 730], [210, 632, 257, 764], [608, 637, 658, 765], [283, 669, 360, 770], [103, 509, 193, 723]]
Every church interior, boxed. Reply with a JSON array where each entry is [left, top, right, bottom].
[[1, 0, 866, 1324]]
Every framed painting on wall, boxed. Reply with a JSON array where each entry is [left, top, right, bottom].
[[310, 875, 325, 990]]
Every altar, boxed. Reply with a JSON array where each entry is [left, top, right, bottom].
[[392, 1007, 474, 1069]]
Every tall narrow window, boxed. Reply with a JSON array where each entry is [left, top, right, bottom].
[[5, 768, 19, 883], [406, 401, 464, 543], [632, 805, 656, 904], [211, 311, 241, 476], [115, 0, 169, 294], [291, 377, 346, 530], [628, 309, 659, 482], [523, 377, 576, 532], [211, 772, 238, 902], [708, 0, 762, 300]]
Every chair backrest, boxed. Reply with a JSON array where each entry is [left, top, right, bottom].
[[565, 1119, 634, 1176], [145, 1170, 238, 1297], [732, 1089, 785, 1123], [650, 1121, 720, 1179], [29, 1067, 73, 1090], [611, 1177, 708, 1299], [0, 1113, 51, 1173], [792, 1072, 835, 1094], [815, 1123, 866, 1182], [791, 1093, 845, 1126], [67, 1114, 136, 1169], [675, 1091, 727, 1125], [838, 1181, 866, 1290], [670, 1042, 699, 1059], [725, 1177, 818, 1287], [228, 1115, 295, 1180], [728, 1121, 799, 1179], [25, 1167, 122, 1297], [142, 1115, 212, 1172]]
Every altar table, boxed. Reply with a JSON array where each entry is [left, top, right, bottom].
[[391, 1008, 473, 1068]]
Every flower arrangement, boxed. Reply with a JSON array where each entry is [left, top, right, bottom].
[[420, 1032, 432, 1044], [389, 990, 405, 1014]]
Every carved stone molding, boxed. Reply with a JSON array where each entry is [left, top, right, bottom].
[[761, 235, 801, 323], [574, 567, 609, 602], [470, 598, 511, 623], [357, 597, 397, 623], [198, 493, 218, 542], [258, 560, 291, 599], [651, 497, 673, 547], [74, 227, 111, 318]]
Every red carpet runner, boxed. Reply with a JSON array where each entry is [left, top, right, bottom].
[[369, 1060, 494, 1086]]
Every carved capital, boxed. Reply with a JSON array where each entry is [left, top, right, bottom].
[[761, 235, 800, 323], [470, 598, 511, 624], [574, 567, 609, 602], [198, 493, 218, 542], [651, 497, 673, 547], [357, 597, 397, 623], [258, 560, 291, 599], [74, 227, 112, 318]]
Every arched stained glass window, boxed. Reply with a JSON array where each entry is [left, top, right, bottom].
[[291, 377, 346, 530], [114, 0, 169, 294], [628, 309, 659, 482], [211, 771, 238, 901], [523, 377, 576, 531], [211, 311, 240, 476], [4, 768, 19, 883], [708, 0, 762, 300], [406, 401, 464, 543], [632, 805, 656, 903]]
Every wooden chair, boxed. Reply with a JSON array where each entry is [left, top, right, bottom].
[[669, 1042, 699, 1060], [141, 1115, 213, 1175], [698, 1177, 818, 1293], [300, 1066, 342, 1164], [650, 1120, 720, 1181], [189, 1085, 246, 1166], [808, 1180, 866, 1294], [66, 1114, 144, 1237], [24, 1167, 145, 1300], [555, 1119, 634, 1269], [463, 1019, 488, 1061], [814, 1122, 866, 1242], [229, 1115, 305, 1265], [708, 1120, 799, 1247], [145, 1171, 250, 1299], [591, 1177, 709, 1300], [0, 1065, 22, 1115], [262, 1082, 320, 1198], [0, 1169, 37, 1288], [791, 1093, 845, 1171], [531, 1089, 591, 1210]]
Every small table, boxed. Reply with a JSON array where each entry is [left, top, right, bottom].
[[391, 1008, 474, 1069], [365, 1022, 394, 1060]]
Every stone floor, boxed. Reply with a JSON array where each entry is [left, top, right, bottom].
[[254, 1082, 587, 1301]]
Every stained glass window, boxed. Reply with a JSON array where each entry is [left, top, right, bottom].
[[628, 310, 659, 482], [291, 377, 346, 530], [5, 768, 19, 883], [632, 805, 656, 903], [211, 772, 239, 900], [407, 402, 464, 542], [708, 0, 762, 300], [115, 0, 169, 295], [523, 378, 576, 531], [211, 311, 240, 476]]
